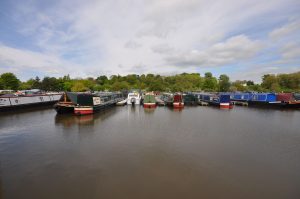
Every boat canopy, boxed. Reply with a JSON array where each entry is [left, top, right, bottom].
[[64, 92, 79, 104], [144, 94, 155, 103], [64, 92, 95, 105]]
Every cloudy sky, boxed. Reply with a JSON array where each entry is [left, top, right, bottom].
[[0, 0, 299, 81]]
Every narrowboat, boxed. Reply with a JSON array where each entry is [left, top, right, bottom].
[[247, 93, 278, 106], [198, 93, 232, 109], [183, 93, 198, 105], [155, 95, 165, 106], [127, 91, 141, 105], [0, 90, 62, 111], [77, 92, 123, 115], [54, 92, 123, 115], [173, 93, 184, 108], [230, 92, 251, 102], [161, 93, 173, 106], [276, 93, 300, 108], [231, 92, 300, 108], [143, 93, 156, 108], [192, 92, 203, 105], [160, 93, 184, 108], [54, 92, 93, 114]]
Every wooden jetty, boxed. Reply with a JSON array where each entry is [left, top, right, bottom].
[[232, 101, 248, 106], [198, 101, 209, 106]]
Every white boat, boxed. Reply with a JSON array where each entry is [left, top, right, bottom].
[[127, 91, 141, 105]]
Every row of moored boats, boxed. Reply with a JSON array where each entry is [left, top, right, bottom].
[[1, 90, 299, 114], [123, 91, 300, 109]]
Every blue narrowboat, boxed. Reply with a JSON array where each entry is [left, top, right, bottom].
[[231, 92, 278, 104], [230, 92, 251, 102], [231, 92, 300, 108], [247, 93, 278, 106], [197, 93, 232, 109]]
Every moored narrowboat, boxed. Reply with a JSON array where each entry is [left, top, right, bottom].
[[143, 93, 156, 108], [0, 90, 62, 111], [198, 93, 232, 109], [276, 93, 300, 108], [230, 92, 278, 106], [230, 92, 300, 108], [54, 92, 123, 115], [54, 92, 93, 114], [183, 93, 197, 105], [231, 92, 251, 102], [161, 93, 173, 106], [74, 106, 94, 115], [173, 93, 184, 108], [247, 93, 278, 106], [76, 92, 123, 115]]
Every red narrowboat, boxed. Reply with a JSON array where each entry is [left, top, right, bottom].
[[276, 93, 300, 108], [173, 93, 184, 108]]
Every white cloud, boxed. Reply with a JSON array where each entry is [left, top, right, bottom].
[[165, 35, 263, 67], [266, 18, 300, 64], [0, 0, 299, 80], [124, 40, 142, 49], [0, 44, 88, 78], [281, 43, 300, 59], [230, 65, 300, 82], [269, 20, 300, 40], [151, 44, 175, 54]]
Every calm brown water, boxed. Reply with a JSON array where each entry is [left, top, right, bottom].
[[0, 106, 300, 199]]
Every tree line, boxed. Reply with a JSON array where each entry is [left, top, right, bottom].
[[0, 71, 299, 92]]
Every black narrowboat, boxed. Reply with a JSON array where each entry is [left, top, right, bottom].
[[54, 92, 123, 115]]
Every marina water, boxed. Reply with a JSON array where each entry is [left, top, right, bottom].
[[0, 106, 300, 198]]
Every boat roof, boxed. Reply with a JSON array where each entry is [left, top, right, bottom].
[[0, 94, 16, 97]]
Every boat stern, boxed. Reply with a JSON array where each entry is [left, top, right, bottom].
[[74, 107, 94, 115]]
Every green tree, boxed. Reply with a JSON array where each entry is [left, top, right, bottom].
[[111, 81, 129, 91], [20, 77, 41, 90], [246, 80, 254, 86], [41, 77, 60, 91], [32, 76, 41, 89], [277, 73, 300, 91], [62, 81, 72, 91], [10, 70, 300, 93], [96, 75, 108, 85], [218, 74, 230, 92], [202, 72, 218, 91], [148, 81, 164, 91], [0, 78, 4, 89], [261, 74, 278, 90], [247, 84, 263, 92], [62, 74, 71, 81], [93, 84, 105, 91], [0, 73, 20, 90], [231, 80, 246, 91], [71, 82, 88, 92], [19, 82, 32, 90]]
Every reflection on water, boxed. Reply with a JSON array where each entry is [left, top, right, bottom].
[[143, 108, 156, 114], [55, 108, 117, 127], [1, 106, 300, 199], [55, 114, 95, 126]]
